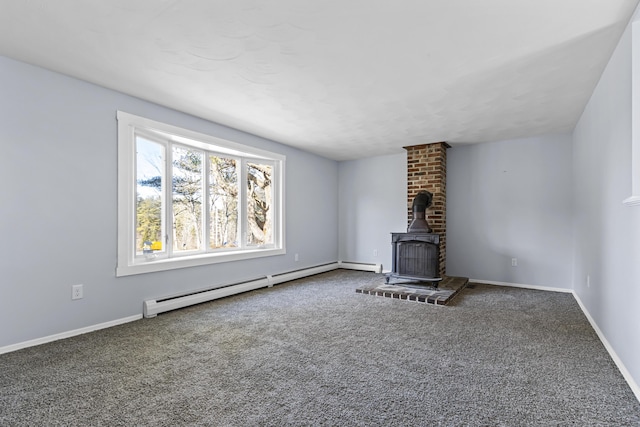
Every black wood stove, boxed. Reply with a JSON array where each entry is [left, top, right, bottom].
[[386, 191, 442, 285]]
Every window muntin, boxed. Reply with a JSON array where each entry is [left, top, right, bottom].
[[118, 111, 285, 276]]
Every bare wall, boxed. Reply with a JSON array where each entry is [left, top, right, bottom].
[[572, 8, 640, 393], [0, 56, 339, 348], [446, 134, 574, 289], [338, 153, 407, 271]]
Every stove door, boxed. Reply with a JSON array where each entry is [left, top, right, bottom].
[[396, 241, 438, 279]]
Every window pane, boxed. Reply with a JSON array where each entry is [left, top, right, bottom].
[[209, 156, 238, 249], [172, 146, 203, 252], [246, 162, 273, 246], [136, 137, 165, 255]]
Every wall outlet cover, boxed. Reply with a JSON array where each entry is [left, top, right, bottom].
[[72, 284, 83, 300]]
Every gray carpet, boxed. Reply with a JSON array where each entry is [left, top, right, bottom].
[[1, 270, 639, 426]]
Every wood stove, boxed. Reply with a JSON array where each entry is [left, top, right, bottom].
[[385, 190, 442, 285], [386, 232, 441, 285]]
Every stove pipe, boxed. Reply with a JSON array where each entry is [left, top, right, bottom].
[[408, 190, 433, 233]]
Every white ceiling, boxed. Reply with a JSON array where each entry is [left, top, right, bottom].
[[0, 1, 638, 160]]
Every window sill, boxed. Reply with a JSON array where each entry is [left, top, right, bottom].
[[623, 195, 640, 207], [116, 247, 286, 277]]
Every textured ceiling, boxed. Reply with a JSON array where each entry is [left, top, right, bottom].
[[0, 1, 638, 160]]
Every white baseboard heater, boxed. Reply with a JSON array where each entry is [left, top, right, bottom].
[[143, 261, 382, 318], [338, 261, 383, 273]]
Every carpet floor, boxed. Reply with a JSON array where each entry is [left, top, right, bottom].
[[1, 270, 638, 426]]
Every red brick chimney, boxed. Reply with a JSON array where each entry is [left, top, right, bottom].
[[404, 142, 449, 277]]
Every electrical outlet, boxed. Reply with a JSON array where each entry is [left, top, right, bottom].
[[294, 253, 299, 262], [511, 258, 518, 267], [72, 284, 83, 300], [587, 275, 590, 288]]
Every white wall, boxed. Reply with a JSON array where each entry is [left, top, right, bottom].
[[338, 153, 406, 271], [572, 10, 640, 393], [446, 134, 574, 289], [0, 56, 338, 348]]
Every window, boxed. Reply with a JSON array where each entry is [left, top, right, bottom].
[[117, 111, 285, 276], [625, 19, 640, 206]]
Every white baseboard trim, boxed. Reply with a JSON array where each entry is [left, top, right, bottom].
[[572, 292, 640, 403], [0, 314, 142, 355], [470, 278, 573, 293], [472, 278, 640, 403]]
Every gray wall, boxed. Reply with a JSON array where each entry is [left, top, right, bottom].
[[446, 134, 574, 289], [338, 153, 406, 271], [336, 136, 576, 290], [572, 10, 640, 391], [0, 56, 338, 348]]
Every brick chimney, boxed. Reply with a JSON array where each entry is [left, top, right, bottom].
[[404, 142, 450, 277]]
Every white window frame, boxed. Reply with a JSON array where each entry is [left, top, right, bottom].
[[625, 19, 640, 206], [117, 111, 285, 276]]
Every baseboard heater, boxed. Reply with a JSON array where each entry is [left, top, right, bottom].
[[143, 275, 272, 318], [338, 261, 383, 273], [143, 261, 381, 318]]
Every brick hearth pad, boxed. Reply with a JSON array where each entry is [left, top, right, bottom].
[[356, 276, 469, 306]]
